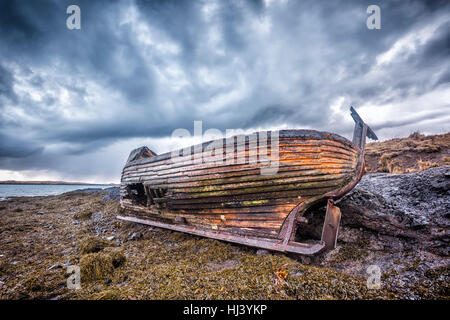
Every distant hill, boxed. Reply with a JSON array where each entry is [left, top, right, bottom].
[[365, 132, 450, 173], [0, 180, 118, 185]]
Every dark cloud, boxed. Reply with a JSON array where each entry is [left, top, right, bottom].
[[412, 20, 450, 70], [0, 0, 448, 181], [247, 104, 295, 127], [372, 110, 450, 131], [0, 64, 17, 103], [0, 132, 43, 158]]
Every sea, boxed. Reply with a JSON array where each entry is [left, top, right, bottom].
[[0, 184, 116, 200]]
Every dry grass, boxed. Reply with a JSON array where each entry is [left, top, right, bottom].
[[379, 153, 403, 173], [365, 132, 450, 173], [417, 160, 440, 171]]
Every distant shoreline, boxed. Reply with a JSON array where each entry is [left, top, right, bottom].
[[0, 181, 119, 186]]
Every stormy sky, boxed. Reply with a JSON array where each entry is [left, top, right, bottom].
[[0, 0, 449, 183]]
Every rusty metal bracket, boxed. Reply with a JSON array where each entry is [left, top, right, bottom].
[[321, 199, 342, 250]]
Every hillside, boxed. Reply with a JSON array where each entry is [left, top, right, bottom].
[[365, 132, 450, 173]]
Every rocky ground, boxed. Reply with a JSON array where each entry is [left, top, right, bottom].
[[299, 166, 449, 299], [0, 167, 448, 300]]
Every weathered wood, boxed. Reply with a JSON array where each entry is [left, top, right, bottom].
[[119, 129, 364, 251]]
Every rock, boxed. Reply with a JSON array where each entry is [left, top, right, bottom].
[[305, 166, 450, 299], [48, 264, 62, 270], [90, 211, 104, 223], [72, 188, 106, 194], [127, 232, 143, 242], [292, 271, 303, 277], [101, 187, 120, 202], [299, 256, 311, 265], [256, 249, 269, 255], [105, 278, 112, 285], [105, 236, 115, 241], [338, 166, 450, 256], [36, 211, 45, 215], [207, 259, 240, 271]]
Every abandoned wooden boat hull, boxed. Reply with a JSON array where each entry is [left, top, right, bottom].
[[118, 107, 377, 255]]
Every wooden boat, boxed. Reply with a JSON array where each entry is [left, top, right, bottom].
[[118, 107, 377, 255]]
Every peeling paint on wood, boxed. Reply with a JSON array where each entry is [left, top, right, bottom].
[[118, 109, 376, 255]]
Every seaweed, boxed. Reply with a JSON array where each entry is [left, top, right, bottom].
[[80, 249, 126, 283], [79, 236, 113, 254], [1, 191, 440, 300]]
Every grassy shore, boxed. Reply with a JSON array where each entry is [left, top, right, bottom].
[[0, 191, 396, 300], [1, 132, 448, 300]]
